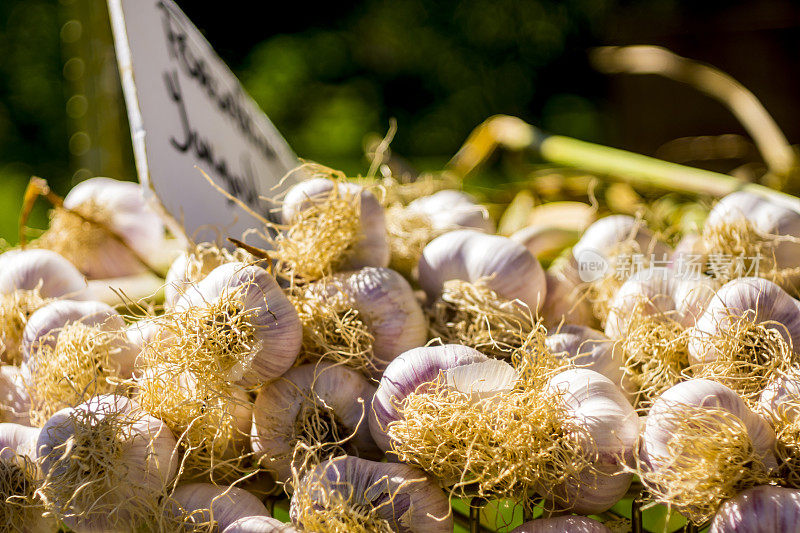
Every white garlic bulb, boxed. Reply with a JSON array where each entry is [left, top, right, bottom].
[[282, 178, 390, 269], [0, 423, 39, 460], [572, 215, 671, 269], [164, 243, 254, 308], [709, 485, 800, 532], [0, 366, 30, 425], [175, 262, 302, 383], [511, 516, 612, 533], [37, 394, 178, 532], [370, 344, 488, 452], [537, 368, 639, 514], [169, 483, 270, 530], [539, 255, 595, 328], [406, 189, 494, 233], [760, 371, 800, 421], [41, 177, 165, 279], [223, 516, 298, 533], [252, 362, 379, 482], [545, 325, 624, 386], [418, 229, 547, 312], [0, 249, 86, 298], [290, 456, 452, 532], [301, 267, 427, 373]]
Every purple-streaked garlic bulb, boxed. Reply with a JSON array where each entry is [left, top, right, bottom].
[[572, 215, 671, 272], [537, 368, 638, 514], [252, 362, 379, 482], [640, 379, 777, 523], [297, 267, 427, 374], [709, 485, 800, 532], [20, 299, 138, 426], [759, 371, 800, 487], [370, 344, 488, 452], [38, 177, 165, 279], [700, 190, 800, 286], [282, 178, 390, 270], [37, 395, 178, 532], [0, 366, 30, 425], [164, 243, 253, 308], [174, 262, 302, 383], [223, 516, 298, 533], [688, 277, 800, 403], [0, 249, 88, 363], [539, 255, 594, 329], [290, 456, 452, 532], [168, 483, 269, 530], [545, 325, 624, 387], [511, 516, 612, 533], [418, 229, 547, 312], [406, 190, 494, 233], [0, 423, 39, 460]]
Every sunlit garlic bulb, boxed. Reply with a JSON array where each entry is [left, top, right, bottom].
[[20, 299, 138, 426], [545, 325, 624, 387], [688, 276, 800, 404], [168, 483, 270, 530], [759, 371, 800, 487], [37, 395, 178, 532], [0, 367, 30, 426], [539, 255, 595, 329], [296, 267, 427, 374], [640, 379, 777, 524], [406, 190, 494, 233], [251, 362, 379, 482], [280, 178, 390, 279], [172, 262, 302, 383], [0, 249, 87, 364], [290, 456, 452, 532], [0, 423, 39, 460], [37, 177, 165, 279], [709, 485, 800, 532], [418, 229, 547, 312]]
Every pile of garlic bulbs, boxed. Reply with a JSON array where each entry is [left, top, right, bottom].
[[3, 173, 800, 533]]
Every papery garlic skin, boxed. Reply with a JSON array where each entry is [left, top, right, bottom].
[[538, 368, 638, 514], [605, 267, 714, 340], [59, 177, 165, 279], [573, 215, 671, 268], [164, 244, 254, 308], [169, 483, 269, 530], [418, 229, 546, 312], [176, 262, 302, 383], [251, 362, 379, 482], [223, 516, 298, 533], [20, 299, 138, 378], [709, 485, 800, 533], [545, 325, 624, 386], [511, 516, 612, 533], [290, 456, 453, 533], [305, 267, 427, 372], [687, 277, 800, 366], [760, 371, 800, 421], [37, 395, 178, 533], [370, 344, 488, 452], [0, 249, 86, 298], [0, 366, 31, 425], [0, 423, 39, 460], [406, 190, 494, 233], [282, 178, 390, 269], [642, 379, 778, 477]]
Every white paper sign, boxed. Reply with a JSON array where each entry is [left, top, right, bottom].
[[108, 0, 299, 243]]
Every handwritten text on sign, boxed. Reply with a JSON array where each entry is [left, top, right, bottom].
[[108, 0, 299, 242]]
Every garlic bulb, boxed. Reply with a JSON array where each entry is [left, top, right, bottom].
[[252, 362, 379, 482], [37, 177, 165, 279], [223, 516, 298, 533], [282, 178, 390, 271], [418, 229, 547, 312], [297, 267, 427, 374], [369, 344, 487, 452], [688, 276, 800, 402], [0, 423, 39, 460], [759, 371, 800, 487], [700, 190, 800, 286], [169, 483, 269, 530], [0, 453, 53, 532], [641, 379, 777, 523], [174, 262, 302, 383], [406, 190, 494, 233], [709, 485, 800, 532], [164, 242, 253, 308], [0, 366, 30, 425], [545, 325, 624, 387], [511, 516, 612, 533], [290, 456, 452, 532], [539, 254, 594, 329], [537, 368, 638, 514], [37, 394, 178, 532]]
